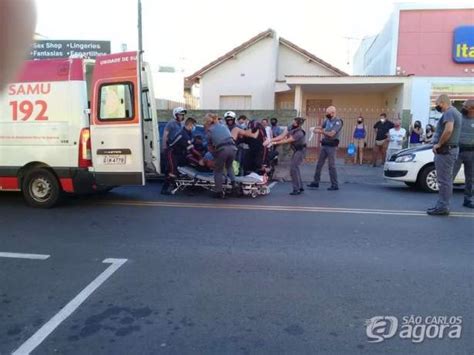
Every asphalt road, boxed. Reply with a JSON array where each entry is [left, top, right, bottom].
[[0, 178, 473, 355]]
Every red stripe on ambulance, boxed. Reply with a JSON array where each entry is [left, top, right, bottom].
[[59, 178, 74, 193], [0, 177, 20, 190]]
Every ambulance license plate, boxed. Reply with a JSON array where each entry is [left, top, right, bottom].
[[103, 155, 127, 165]]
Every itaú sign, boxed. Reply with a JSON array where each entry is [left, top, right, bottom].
[[453, 26, 474, 63]]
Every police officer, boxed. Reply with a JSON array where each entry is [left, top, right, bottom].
[[453, 99, 474, 209], [161, 107, 186, 195], [308, 106, 343, 191], [205, 113, 237, 198], [168, 117, 202, 170], [427, 94, 462, 216], [267, 117, 306, 195]]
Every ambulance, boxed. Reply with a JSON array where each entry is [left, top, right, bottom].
[[0, 52, 161, 207]]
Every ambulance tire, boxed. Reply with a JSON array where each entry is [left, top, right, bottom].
[[22, 168, 62, 208]]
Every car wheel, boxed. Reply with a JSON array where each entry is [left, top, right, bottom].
[[418, 165, 438, 193], [22, 168, 62, 208]]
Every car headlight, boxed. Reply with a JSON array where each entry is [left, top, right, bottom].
[[395, 154, 415, 162]]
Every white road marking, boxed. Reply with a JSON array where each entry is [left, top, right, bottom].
[[12, 258, 128, 355], [0, 252, 50, 260]]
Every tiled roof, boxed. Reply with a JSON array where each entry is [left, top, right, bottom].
[[278, 37, 347, 76], [186, 29, 275, 83], [185, 29, 347, 83]]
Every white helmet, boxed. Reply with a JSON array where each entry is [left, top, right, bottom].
[[173, 107, 187, 118], [224, 111, 236, 119]]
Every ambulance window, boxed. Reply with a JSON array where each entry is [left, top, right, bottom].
[[141, 89, 152, 121], [99, 82, 134, 121]]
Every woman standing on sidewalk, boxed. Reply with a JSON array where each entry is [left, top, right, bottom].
[[352, 116, 366, 165]]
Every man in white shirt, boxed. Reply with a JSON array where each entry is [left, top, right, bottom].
[[386, 118, 406, 161], [261, 118, 273, 141]]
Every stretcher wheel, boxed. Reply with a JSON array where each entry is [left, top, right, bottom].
[[251, 191, 258, 198]]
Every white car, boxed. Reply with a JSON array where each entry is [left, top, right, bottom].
[[384, 145, 465, 193]]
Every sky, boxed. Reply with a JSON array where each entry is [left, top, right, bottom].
[[35, 0, 463, 75]]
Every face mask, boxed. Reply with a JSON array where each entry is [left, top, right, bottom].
[[435, 105, 442, 113], [271, 122, 277, 126], [357, 119, 362, 123], [326, 114, 332, 119], [461, 108, 469, 116], [380, 118, 386, 122]]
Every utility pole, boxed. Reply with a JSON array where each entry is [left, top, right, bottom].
[[138, 0, 143, 53]]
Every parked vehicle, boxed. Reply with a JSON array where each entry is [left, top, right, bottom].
[[0, 52, 160, 207], [384, 145, 465, 192]]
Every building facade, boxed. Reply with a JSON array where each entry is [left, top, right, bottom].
[[186, 29, 346, 111], [354, 4, 474, 126]]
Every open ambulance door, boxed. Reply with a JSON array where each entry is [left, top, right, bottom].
[[141, 61, 160, 176], [90, 52, 145, 186]]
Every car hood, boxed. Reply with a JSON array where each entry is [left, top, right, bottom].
[[396, 144, 433, 156]]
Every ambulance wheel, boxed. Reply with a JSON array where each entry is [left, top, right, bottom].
[[22, 169, 62, 208]]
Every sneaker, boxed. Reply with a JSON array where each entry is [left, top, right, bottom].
[[299, 188, 304, 192], [463, 200, 474, 208], [427, 208, 450, 216], [289, 190, 302, 195], [307, 182, 319, 188], [327, 186, 339, 191]]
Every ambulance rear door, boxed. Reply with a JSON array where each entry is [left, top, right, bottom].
[[90, 52, 145, 186]]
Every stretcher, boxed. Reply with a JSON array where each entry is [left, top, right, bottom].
[[172, 166, 271, 198]]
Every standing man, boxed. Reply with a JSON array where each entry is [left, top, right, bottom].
[[307, 106, 343, 191], [261, 118, 273, 141], [453, 99, 474, 209], [161, 107, 186, 195], [427, 95, 462, 216], [270, 118, 282, 138], [205, 113, 238, 199], [386, 118, 407, 161], [267, 117, 306, 195], [372, 113, 394, 167]]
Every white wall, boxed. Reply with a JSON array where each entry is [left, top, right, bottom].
[[277, 43, 335, 81], [199, 36, 277, 109], [353, 10, 398, 75]]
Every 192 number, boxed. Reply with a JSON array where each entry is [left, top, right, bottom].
[[10, 100, 48, 121]]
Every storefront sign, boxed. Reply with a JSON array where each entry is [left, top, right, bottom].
[[453, 26, 474, 63], [30, 40, 111, 60]]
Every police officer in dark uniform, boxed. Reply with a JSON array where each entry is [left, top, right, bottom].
[[161, 117, 199, 195], [161, 107, 186, 195], [267, 117, 306, 195], [453, 99, 474, 209], [205, 113, 238, 198]]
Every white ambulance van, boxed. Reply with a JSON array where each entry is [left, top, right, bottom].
[[0, 52, 161, 207]]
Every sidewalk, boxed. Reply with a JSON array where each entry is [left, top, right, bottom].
[[273, 159, 386, 185], [272, 147, 386, 185]]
